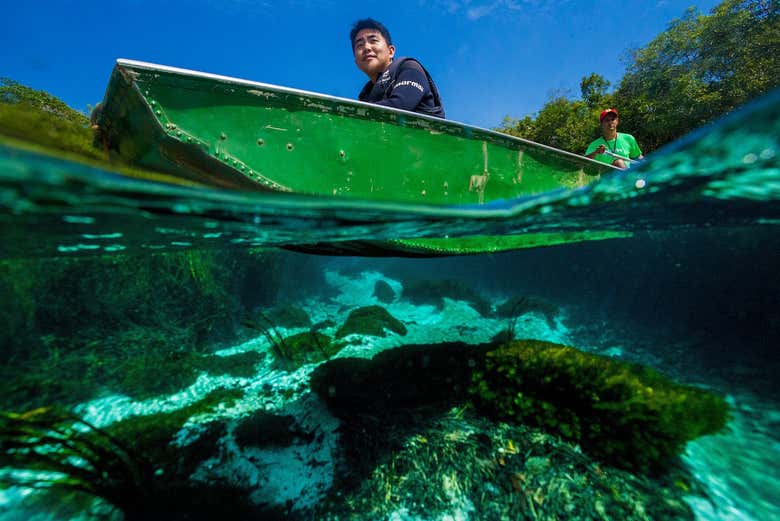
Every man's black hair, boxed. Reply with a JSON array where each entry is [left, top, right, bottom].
[[350, 18, 392, 48]]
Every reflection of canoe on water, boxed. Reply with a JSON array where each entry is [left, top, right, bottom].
[[95, 59, 626, 255]]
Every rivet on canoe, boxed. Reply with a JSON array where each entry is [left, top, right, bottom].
[[339, 150, 345, 157], [257, 138, 264, 146], [176, 131, 182, 137], [155, 110, 161, 115], [220, 132, 227, 140], [286, 143, 294, 151]]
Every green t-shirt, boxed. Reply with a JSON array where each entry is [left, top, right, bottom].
[[585, 132, 642, 166]]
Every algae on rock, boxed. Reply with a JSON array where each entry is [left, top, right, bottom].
[[335, 305, 407, 339], [279, 331, 345, 369], [470, 339, 730, 472]]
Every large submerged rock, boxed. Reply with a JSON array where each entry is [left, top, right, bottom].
[[312, 339, 729, 473], [335, 305, 407, 339]]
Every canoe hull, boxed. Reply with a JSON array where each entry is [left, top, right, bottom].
[[97, 60, 611, 205]]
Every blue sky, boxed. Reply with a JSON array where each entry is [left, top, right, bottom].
[[2, 0, 722, 129]]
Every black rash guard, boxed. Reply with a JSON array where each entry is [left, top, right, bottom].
[[358, 57, 445, 118]]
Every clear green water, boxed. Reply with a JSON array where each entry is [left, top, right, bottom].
[[0, 89, 777, 520]]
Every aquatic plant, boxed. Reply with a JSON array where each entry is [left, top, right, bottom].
[[470, 340, 730, 472], [242, 313, 292, 368], [335, 305, 407, 338], [0, 389, 254, 520], [183, 250, 222, 296], [317, 409, 696, 521], [0, 259, 39, 361]]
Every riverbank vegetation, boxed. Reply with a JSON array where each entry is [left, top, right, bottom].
[[498, 0, 779, 155]]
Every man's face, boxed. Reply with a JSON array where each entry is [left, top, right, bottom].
[[601, 113, 619, 133], [353, 28, 395, 81]]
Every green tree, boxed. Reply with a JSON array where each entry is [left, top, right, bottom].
[[497, 115, 536, 141], [532, 96, 592, 153], [615, 0, 780, 151], [498, 0, 779, 155], [580, 73, 611, 108], [498, 94, 608, 155]]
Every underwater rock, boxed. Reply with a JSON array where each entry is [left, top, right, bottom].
[[494, 295, 560, 329], [311, 318, 336, 332], [310, 342, 487, 414], [490, 328, 515, 344], [470, 339, 730, 473], [335, 305, 407, 338], [233, 411, 313, 449], [260, 305, 312, 329], [277, 331, 344, 369], [314, 337, 729, 474], [401, 278, 491, 316], [372, 279, 396, 303]]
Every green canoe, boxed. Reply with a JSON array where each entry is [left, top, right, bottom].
[[95, 60, 626, 255]]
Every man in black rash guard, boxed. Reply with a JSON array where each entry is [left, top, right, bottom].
[[350, 18, 445, 119]]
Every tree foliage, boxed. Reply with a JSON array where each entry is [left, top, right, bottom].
[[498, 0, 780, 155], [499, 95, 604, 155]]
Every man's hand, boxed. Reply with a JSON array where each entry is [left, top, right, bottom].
[[586, 144, 606, 159]]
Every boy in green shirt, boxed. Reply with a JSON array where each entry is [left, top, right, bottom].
[[585, 108, 643, 169]]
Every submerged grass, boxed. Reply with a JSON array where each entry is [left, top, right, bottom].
[[317, 408, 697, 521], [0, 388, 254, 520]]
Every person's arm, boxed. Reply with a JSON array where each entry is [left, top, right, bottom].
[[374, 61, 428, 112], [629, 136, 644, 160], [585, 139, 606, 159]]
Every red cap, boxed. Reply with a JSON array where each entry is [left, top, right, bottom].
[[599, 108, 618, 122]]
